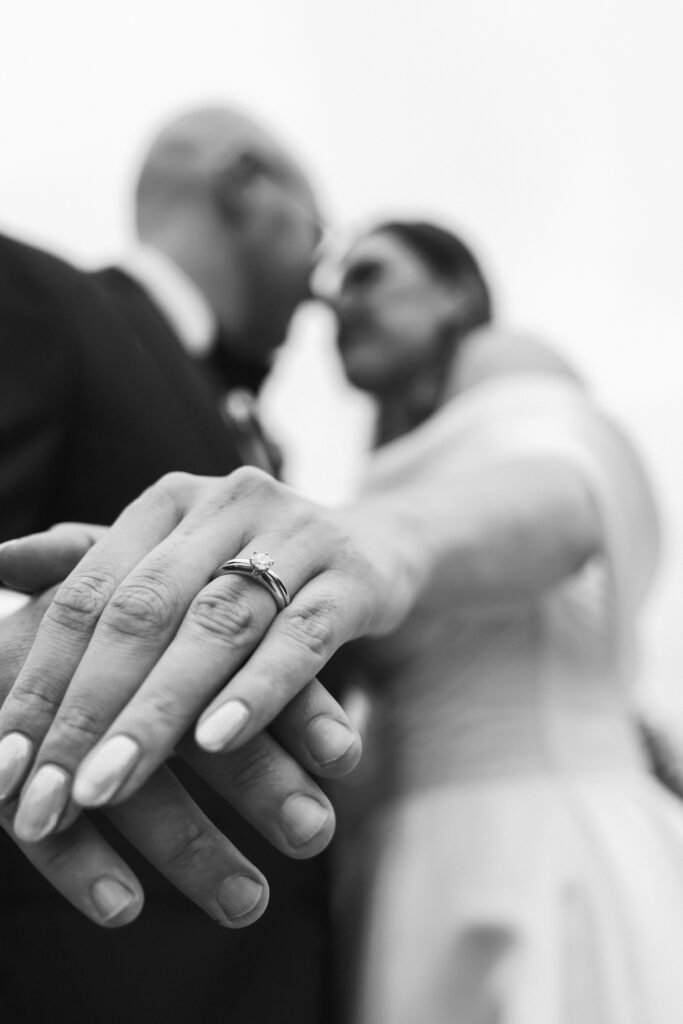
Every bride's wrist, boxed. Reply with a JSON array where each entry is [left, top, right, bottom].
[[332, 499, 433, 636]]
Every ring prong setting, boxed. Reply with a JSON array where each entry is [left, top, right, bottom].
[[214, 552, 289, 612], [250, 552, 274, 573]]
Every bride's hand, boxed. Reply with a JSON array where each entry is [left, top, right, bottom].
[[0, 468, 415, 843]]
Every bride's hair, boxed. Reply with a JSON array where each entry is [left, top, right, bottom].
[[372, 220, 493, 335]]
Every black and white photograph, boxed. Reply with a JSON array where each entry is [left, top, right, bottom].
[[1, 2, 682, 1021]]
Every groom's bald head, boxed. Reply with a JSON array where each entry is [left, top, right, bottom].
[[133, 106, 322, 359], [135, 107, 317, 236]]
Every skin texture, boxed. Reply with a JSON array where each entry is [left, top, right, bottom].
[[0, 471, 415, 826], [0, 522, 362, 927]]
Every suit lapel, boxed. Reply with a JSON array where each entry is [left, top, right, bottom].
[[90, 267, 244, 473]]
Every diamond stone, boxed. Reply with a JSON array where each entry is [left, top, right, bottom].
[[250, 552, 274, 573]]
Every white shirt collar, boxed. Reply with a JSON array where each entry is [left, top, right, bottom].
[[120, 243, 217, 357]]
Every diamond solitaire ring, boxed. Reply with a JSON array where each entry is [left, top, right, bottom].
[[213, 552, 290, 612]]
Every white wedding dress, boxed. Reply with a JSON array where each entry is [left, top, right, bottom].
[[334, 374, 683, 1024]]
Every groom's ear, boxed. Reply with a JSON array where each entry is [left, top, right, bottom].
[[213, 151, 270, 224]]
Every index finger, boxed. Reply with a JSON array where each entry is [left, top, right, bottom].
[[0, 801, 144, 927], [0, 476, 190, 806]]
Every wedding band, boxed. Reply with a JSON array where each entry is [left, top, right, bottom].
[[214, 552, 290, 612]]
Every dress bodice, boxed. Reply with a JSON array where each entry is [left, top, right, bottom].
[[335, 373, 676, 1024], [352, 373, 658, 799], [358, 559, 647, 800]]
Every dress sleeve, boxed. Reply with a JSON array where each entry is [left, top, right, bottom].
[[364, 373, 660, 626]]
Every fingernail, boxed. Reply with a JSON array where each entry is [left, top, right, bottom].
[[305, 716, 357, 765], [73, 735, 140, 807], [91, 876, 138, 923], [282, 794, 331, 848], [195, 701, 250, 752], [0, 733, 33, 801], [217, 875, 264, 924], [14, 764, 70, 842]]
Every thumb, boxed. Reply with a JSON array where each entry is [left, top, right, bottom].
[[0, 523, 107, 593]]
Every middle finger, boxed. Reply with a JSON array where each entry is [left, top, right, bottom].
[[105, 763, 269, 927]]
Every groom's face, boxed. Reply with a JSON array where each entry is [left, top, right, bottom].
[[222, 163, 323, 357]]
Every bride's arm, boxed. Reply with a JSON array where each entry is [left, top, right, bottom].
[[355, 331, 659, 615], [350, 453, 601, 614]]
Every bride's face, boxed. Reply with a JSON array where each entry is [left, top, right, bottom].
[[334, 232, 455, 394]]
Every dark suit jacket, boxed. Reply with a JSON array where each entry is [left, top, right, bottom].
[[0, 234, 331, 1024]]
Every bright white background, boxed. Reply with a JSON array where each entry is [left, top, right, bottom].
[[1, 0, 682, 711]]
